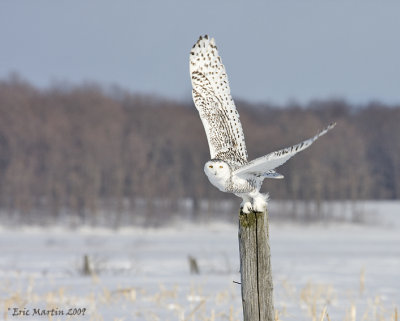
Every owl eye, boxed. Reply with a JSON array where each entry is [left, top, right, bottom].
[[209, 165, 213, 168], [219, 165, 223, 168]]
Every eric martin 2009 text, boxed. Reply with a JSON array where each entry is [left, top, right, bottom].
[[8, 307, 87, 317]]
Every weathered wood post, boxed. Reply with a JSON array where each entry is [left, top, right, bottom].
[[239, 209, 274, 321]]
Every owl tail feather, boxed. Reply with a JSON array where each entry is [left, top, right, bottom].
[[262, 170, 284, 179]]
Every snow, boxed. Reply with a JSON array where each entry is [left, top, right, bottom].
[[0, 201, 399, 321]]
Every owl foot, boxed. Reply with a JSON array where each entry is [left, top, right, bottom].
[[252, 192, 268, 213], [253, 197, 267, 213], [241, 201, 253, 214]]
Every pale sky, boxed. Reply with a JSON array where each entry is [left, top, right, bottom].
[[1, 0, 399, 105]]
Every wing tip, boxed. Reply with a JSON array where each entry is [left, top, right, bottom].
[[328, 122, 337, 130], [317, 122, 337, 138], [191, 35, 215, 52]]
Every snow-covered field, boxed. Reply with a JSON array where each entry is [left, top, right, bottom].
[[0, 201, 399, 321]]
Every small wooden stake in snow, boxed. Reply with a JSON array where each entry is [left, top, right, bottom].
[[239, 209, 274, 321]]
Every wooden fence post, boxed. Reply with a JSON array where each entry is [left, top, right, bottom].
[[239, 209, 274, 321]]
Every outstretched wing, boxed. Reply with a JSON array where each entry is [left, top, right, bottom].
[[234, 123, 336, 178], [190, 35, 248, 166]]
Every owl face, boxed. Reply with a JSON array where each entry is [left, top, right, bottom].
[[204, 160, 231, 191]]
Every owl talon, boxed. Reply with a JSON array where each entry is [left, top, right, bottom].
[[252, 193, 268, 212], [253, 202, 266, 213], [241, 202, 253, 214], [253, 200, 266, 213]]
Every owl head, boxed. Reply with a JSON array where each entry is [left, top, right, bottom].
[[204, 160, 231, 189]]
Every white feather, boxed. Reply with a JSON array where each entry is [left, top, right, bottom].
[[190, 35, 248, 165], [233, 123, 336, 178]]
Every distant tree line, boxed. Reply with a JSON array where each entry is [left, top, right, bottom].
[[0, 77, 399, 224]]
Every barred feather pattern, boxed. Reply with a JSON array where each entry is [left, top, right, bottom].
[[190, 35, 248, 166]]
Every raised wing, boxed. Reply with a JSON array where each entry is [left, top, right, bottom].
[[234, 123, 336, 178], [190, 35, 247, 165]]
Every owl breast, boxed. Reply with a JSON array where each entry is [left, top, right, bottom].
[[228, 174, 259, 194], [205, 170, 230, 192]]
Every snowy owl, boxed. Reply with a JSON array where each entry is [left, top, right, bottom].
[[189, 35, 335, 213]]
